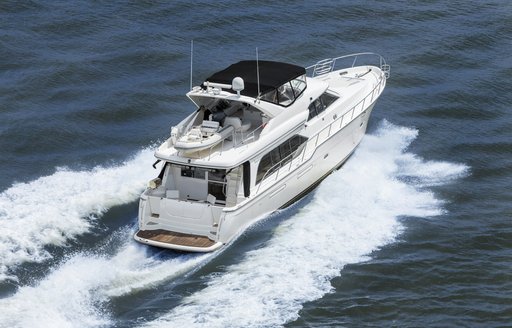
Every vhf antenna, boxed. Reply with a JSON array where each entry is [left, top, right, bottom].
[[256, 47, 260, 101], [190, 40, 194, 91]]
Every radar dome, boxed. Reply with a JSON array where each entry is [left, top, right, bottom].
[[232, 77, 244, 96]]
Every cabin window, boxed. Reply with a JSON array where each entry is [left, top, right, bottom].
[[321, 92, 338, 108], [308, 98, 324, 120], [308, 92, 339, 121], [256, 135, 308, 184], [260, 74, 307, 107], [181, 166, 206, 179]]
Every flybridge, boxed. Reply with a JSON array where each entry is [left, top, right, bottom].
[[203, 60, 308, 108], [204, 60, 306, 97]]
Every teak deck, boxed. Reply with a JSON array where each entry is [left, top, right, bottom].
[[136, 229, 216, 248]]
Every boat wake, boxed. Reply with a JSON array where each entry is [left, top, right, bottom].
[[0, 148, 155, 281], [0, 226, 216, 328], [141, 120, 469, 328], [0, 121, 469, 328]]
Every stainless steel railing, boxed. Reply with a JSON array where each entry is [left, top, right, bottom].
[[204, 123, 266, 160], [255, 68, 387, 195], [183, 53, 390, 162], [306, 52, 390, 79]]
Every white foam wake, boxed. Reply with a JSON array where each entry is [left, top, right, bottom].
[[0, 148, 156, 281], [143, 121, 469, 328], [0, 227, 215, 328]]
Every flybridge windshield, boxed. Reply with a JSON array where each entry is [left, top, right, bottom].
[[259, 74, 307, 107], [204, 60, 306, 103]]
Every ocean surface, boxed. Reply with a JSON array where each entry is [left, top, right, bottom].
[[1, 1, 511, 327]]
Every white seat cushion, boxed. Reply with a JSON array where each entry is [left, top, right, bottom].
[[201, 120, 220, 133]]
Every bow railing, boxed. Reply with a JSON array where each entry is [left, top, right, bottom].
[[306, 52, 390, 79], [254, 68, 387, 195]]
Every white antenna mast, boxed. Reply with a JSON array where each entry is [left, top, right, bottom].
[[190, 40, 194, 90], [256, 47, 260, 99]]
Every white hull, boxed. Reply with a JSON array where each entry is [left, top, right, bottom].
[[134, 53, 389, 252], [217, 102, 375, 244]]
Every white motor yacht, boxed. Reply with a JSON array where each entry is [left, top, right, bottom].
[[134, 53, 390, 252]]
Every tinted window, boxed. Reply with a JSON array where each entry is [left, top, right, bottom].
[[270, 148, 281, 164], [257, 135, 308, 183], [308, 102, 317, 120], [308, 98, 324, 120], [321, 93, 338, 108], [289, 134, 303, 151], [256, 153, 273, 183], [307, 92, 339, 121], [314, 98, 325, 114]]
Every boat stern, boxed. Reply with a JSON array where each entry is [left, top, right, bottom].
[[133, 229, 222, 252], [134, 188, 224, 252]]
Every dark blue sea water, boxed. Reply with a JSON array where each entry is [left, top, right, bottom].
[[1, 1, 511, 327]]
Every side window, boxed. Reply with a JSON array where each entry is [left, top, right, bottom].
[[314, 98, 325, 115], [307, 92, 339, 121], [269, 148, 282, 167], [308, 98, 324, 121], [256, 154, 273, 184], [278, 141, 291, 160], [289, 135, 304, 153], [321, 93, 338, 108], [256, 135, 308, 184], [308, 101, 317, 120]]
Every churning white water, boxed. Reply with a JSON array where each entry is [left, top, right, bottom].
[[143, 121, 468, 328], [0, 121, 469, 328], [0, 148, 155, 281], [0, 227, 216, 328]]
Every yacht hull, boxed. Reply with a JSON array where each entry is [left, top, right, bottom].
[[135, 101, 376, 251], [216, 102, 375, 245], [133, 53, 389, 252]]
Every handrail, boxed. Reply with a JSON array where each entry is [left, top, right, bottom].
[[178, 53, 389, 162], [234, 123, 265, 147], [306, 52, 390, 79], [254, 70, 387, 195]]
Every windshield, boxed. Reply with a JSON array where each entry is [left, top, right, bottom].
[[260, 74, 307, 107]]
